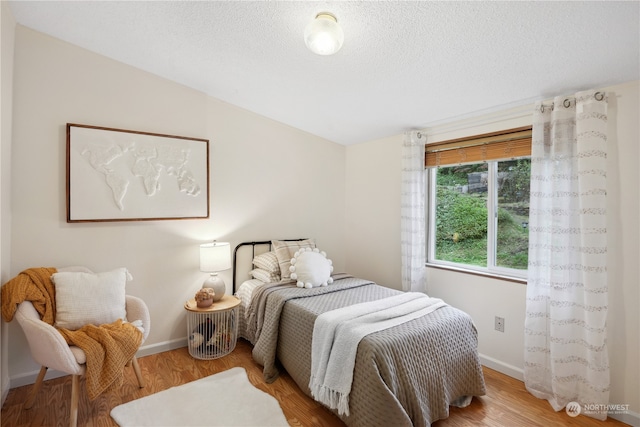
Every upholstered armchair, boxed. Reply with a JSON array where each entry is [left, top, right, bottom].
[[13, 267, 151, 427]]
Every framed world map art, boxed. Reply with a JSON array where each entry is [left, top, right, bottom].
[[66, 123, 209, 222]]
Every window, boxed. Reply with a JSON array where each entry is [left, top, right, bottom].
[[425, 127, 531, 279]]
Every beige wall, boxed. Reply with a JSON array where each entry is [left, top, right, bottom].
[[344, 134, 402, 288], [345, 81, 640, 423], [1, 1, 16, 405], [7, 25, 345, 385]]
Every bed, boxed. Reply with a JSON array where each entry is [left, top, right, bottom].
[[233, 239, 486, 426]]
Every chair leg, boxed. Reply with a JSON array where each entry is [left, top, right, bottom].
[[24, 366, 47, 409], [69, 375, 79, 427], [131, 356, 145, 388]]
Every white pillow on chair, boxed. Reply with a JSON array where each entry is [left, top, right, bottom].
[[52, 268, 130, 330]]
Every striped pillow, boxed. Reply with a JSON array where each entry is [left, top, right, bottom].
[[271, 239, 316, 280], [250, 268, 280, 283], [252, 251, 280, 275]]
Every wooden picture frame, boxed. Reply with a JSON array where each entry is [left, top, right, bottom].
[[66, 123, 209, 222]]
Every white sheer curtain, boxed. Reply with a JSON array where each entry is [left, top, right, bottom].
[[400, 131, 427, 292], [524, 90, 609, 420]]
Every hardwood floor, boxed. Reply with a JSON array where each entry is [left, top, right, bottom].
[[1, 339, 629, 427]]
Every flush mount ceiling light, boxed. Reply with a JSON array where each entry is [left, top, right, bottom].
[[304, 12, 344, 55]]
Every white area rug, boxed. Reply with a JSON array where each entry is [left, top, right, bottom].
[[110, 367, 289, 426]]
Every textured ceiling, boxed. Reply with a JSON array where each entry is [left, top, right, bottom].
[[8, 1, 640, 145]]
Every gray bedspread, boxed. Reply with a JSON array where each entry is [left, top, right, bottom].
[[244, 276, 486, 426]]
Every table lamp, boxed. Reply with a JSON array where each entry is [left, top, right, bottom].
[[199, 241, 231, 301]]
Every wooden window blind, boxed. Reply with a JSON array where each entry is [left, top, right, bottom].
[[425, 126, 532, 168]]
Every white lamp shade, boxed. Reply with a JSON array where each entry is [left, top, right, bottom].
[[304, 13, 344, 55], [199, 242, 231, 272]]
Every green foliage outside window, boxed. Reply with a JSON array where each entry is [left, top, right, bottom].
[[435, 187, 487, 243], [433, 160, 530, 270]]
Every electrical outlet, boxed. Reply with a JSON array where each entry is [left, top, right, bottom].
[[495, 316, 505, 332]]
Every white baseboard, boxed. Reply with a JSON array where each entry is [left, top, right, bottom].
[[1, 376, 9, 407], [479, 353, 524, 381], [479, 353, 639, 426], [9, 338, 188, 389], [136, 337, 187, 358], [609, 410, 640, 426], [9, 368, 68, 389]]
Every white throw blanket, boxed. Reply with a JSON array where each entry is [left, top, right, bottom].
[[309, 292, 448, 416]]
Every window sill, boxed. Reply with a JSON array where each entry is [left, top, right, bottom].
[[425, 263, 527, 284]]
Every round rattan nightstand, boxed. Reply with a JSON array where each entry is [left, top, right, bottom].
[[184, 294, 240, 360]]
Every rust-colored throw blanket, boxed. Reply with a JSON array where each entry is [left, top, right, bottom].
[[1, 267, 57, 324], [1, 268, 143, 400]]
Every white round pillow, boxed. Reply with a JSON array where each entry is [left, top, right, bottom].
[[289, 248, 334, 289]]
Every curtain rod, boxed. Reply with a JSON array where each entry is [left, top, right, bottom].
[[539, 91, 605, 113], [418, 91, 605, 136]]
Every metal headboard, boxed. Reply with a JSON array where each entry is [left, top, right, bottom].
[[232, 239, 308, 294]]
